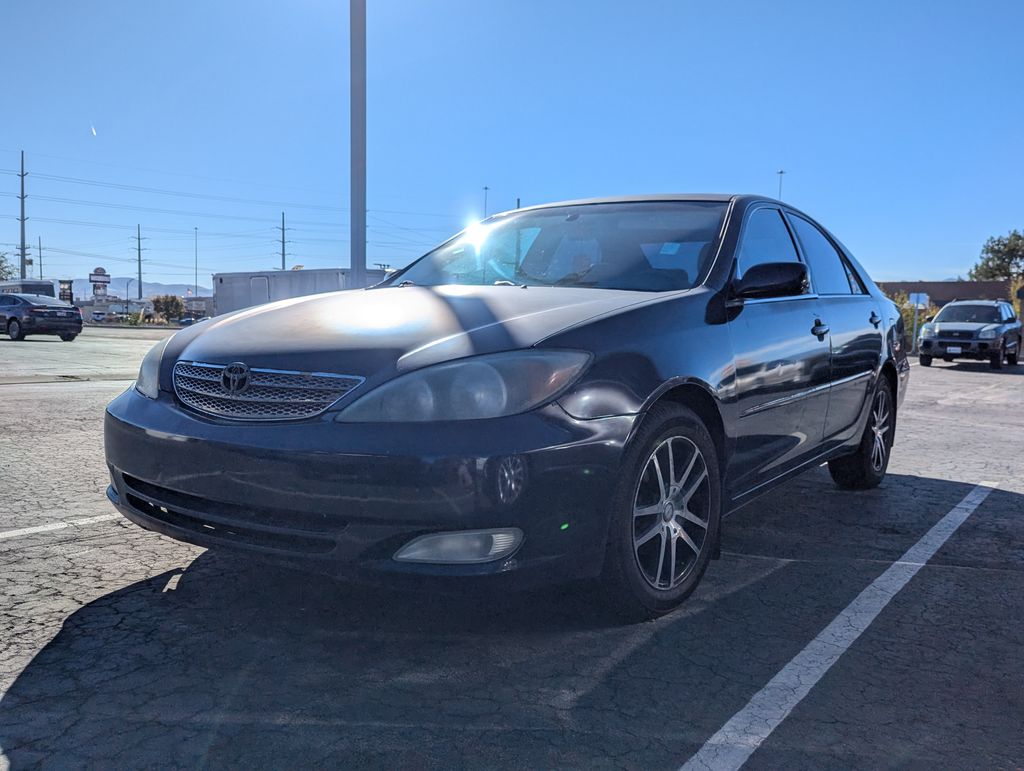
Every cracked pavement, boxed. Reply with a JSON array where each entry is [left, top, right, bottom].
[[1, 331, 1022, 769]]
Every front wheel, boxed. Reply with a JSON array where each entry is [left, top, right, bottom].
[[828, 378, 895, 490], [918, 354, 932, 367], [601, 403, 721, 620], [990, 343, 1004, 370], [1007, 339, 1019, 366], [59, 333, 77, 342]]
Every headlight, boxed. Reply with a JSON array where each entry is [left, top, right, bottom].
[[919, 325, 936, 339], [978, 327, 997, 339], [135, 338, 169, 399], [338, 350, 591, 422]]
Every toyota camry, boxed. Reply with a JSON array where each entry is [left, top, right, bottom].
[[104, 194, 909, 618]]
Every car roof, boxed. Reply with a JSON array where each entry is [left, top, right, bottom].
[[945, 299, 1003, 306], [498, 193, 769, 216]]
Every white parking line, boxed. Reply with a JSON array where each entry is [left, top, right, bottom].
[[0, 513, 121, 541], [680, 481, 998, 771]]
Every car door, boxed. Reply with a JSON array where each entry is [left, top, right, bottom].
[[786, 213, 883, 443], [0, 295, 16, 328], [726, 206, 831, 498]]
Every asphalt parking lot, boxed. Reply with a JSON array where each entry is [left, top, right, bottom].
[[1, 328, 1022, 769]]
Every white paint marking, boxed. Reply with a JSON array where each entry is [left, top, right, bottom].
[[0, 513, 120, 542], [680, 481, 998, 771], [162, 573, 182, 592]]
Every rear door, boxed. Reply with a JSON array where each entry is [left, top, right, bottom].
[[726, 207, 831, 498], [786, 212, 883, 443]]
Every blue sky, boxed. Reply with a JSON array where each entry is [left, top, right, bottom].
[[2, 0, 1022, 288]]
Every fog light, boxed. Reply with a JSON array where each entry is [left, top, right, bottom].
[[393, 528, 523, 564]]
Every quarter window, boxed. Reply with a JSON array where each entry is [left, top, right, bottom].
[[789, 215, 853, 295], [735, 208, 801, 279]]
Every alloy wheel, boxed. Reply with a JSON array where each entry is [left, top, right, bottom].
[[870, 390, 891, 472], [632, 436, 711, 591]]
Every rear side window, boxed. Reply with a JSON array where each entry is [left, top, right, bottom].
[[735, 208, 800, 278], [789, 215, 853, 295]]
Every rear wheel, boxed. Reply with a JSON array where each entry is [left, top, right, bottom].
[[7, 319, 24, 341], [828, 378, 895, 490], [918, 354, 932, 367], [601, 403, 721, 620], [990, 343, 1004, 370], [59, 333, 77, 342]]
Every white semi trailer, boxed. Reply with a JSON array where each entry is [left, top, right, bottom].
[[212, 268, 388, 316]]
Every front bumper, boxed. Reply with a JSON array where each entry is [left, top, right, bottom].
[[919, 338, 994, 359], [104, 387, 633, 589]]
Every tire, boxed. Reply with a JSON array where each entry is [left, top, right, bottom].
[[918, 354, 932, 367], [600, 403, 722, 620], [7, 319, 24, 341], [59, 333, 77, 342], [828, 377, 895, 491], [1007, 339, 1020, 366], [990, 343, 1004, 370]]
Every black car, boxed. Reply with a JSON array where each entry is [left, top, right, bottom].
[[104, 195, 908, 618], [917, 299, 1021, 369], [1, 293, 83, 341]]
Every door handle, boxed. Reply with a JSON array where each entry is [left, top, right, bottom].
[[811, 321, 830, 339], [869, 311, 881, 328]]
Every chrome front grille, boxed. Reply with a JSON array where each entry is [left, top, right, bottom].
[[173, 361, 363, 421]]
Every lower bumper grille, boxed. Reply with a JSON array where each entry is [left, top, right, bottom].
[[120, 473, 341, 555]]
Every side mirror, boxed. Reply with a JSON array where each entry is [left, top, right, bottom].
[[732, 262, 808, 300]]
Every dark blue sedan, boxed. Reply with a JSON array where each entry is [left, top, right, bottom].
[[104, 195, 908, 618]]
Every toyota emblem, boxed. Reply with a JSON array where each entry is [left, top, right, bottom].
[[221, 362, 251, 394]]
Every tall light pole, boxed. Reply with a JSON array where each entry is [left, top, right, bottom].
[[483, 186, 490, 218], [776, 169, 786, 200], [349, 0, 367, 288], [194, 227, 199, 298]]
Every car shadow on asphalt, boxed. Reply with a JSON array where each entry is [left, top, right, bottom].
[[1, 472, 1020, 768]]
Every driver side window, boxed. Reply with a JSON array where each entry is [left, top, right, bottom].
[[735, 208, 802, 285]]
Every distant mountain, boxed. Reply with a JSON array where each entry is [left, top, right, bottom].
[[71, 277, 211, 300]]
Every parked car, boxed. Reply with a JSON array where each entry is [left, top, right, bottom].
[[918, 299, 1021, 369], [1, 293, 83, 341], [104, 194, 908, 618]]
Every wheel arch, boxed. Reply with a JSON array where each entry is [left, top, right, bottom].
[[632, 379, 728, 473]]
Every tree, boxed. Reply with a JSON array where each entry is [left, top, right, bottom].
[[968, 230, 1024, 281], [0, 251, 14, 281], [152, 294, 185, 321]]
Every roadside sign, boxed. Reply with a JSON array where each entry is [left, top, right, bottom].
[[908, 292, 929, 308], [58, 279, 74, 303], [88, 272, 111, 284]]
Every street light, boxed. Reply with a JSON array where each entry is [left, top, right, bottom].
[[194, 227, 199, 299], [776, 169, 786, 199]]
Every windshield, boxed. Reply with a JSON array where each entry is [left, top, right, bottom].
[[384, 202, 728, 292], [933, 304, 1000, 324]]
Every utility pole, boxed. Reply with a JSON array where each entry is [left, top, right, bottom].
[[776, 169, 786, 200], [279, 212, 287, 270], [516, 197, 521, 209], [194, 226, 198, 297], [350, 0, 367, 288], [18, 151, 28, 279], [37, 236, 42, 279], [135, 224, 143, 299], [483, 186, 490, 218]]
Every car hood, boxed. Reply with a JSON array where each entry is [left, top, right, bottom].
[[931, 322, 995, 334], [164, 284, 664, 383]]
